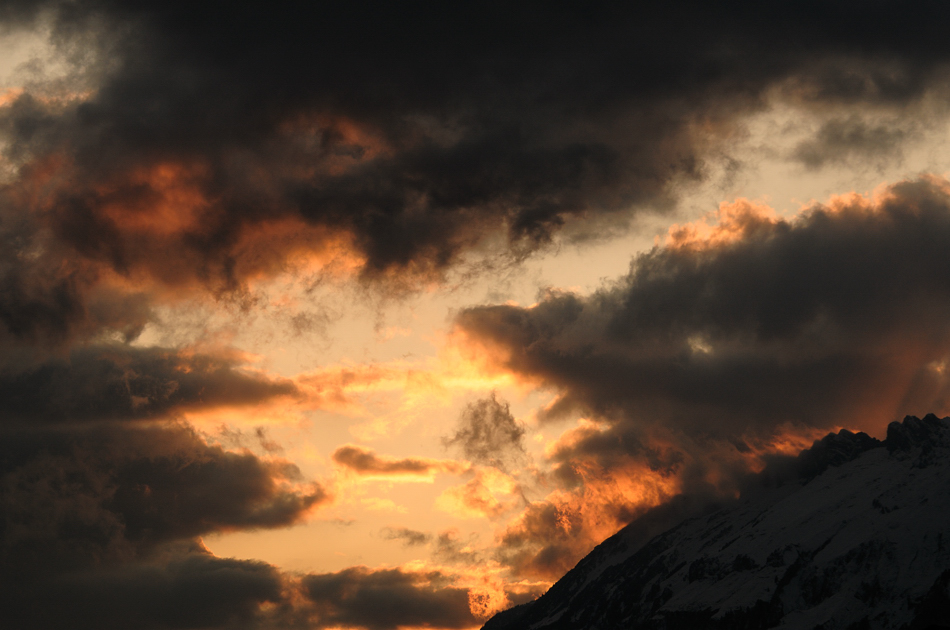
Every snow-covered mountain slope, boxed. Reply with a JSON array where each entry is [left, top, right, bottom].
[[484, 415, 950, 630]]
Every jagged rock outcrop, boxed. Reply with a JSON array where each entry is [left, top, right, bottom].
[[484, 415, 950, 630]]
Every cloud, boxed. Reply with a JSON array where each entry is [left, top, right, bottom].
[[490, 418, 819, 580], [0, 420, 328, 628], [2, 0, 950, 327], [0, 343, 297, 423], [300, 566, 479, 630], [495, 499, 592, 580], [791, 114, 912, 169], [435, 468, 524, 520], [9, 551, 287, 630], [381, 527, 432, 547], [493, 452, 683, 580], [380, 527, 486, 567], [332, 444, 465, 479], [0, 221, 151, 349], [432, 530, 485, 567], [1, 423, 327, 552], [443, 393, 527, 472], [456, 177, 950, 439]]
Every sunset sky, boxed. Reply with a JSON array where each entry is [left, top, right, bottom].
[[6, 2, 950, 629]]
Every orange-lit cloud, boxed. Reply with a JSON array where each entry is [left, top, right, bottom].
[[0, 87, 24, 107], [494, 448, 682, 580], [435, 468, 524, 520], [664, 198, 780, 251], [49, 159, 369, 293], [278, 113, 394, 177], [285, 347, 530, 440], [38, 342, 529, 434]]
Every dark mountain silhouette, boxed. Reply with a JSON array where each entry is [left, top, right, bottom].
[[484, 415, 950, 630]]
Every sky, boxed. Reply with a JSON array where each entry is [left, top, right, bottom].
[[5, 2, 950, 629]]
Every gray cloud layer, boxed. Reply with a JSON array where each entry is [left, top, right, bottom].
[[457, 177, 950, 439]]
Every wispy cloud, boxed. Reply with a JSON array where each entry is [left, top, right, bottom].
[[332, 444, 466, 481]]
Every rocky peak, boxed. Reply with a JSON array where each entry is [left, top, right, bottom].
[[886, 413, 950, 453], [795, 428, 882, 481]]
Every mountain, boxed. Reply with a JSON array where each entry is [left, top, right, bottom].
[[484, 415, 950, 630]]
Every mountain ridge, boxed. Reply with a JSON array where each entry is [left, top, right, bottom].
[[484, 415, 950, 630]]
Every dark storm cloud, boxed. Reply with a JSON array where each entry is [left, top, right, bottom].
[[443, 393, 527, 472], [0, 421, 328, 628], [456, 176, 950, 489], [301, 566, 478, 630], [0, 343, 297, 423], [3, 0, 950, 310], [0, 189, 153, 349], [13, 552, 287, 630], [0, 423, 327, 553]]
